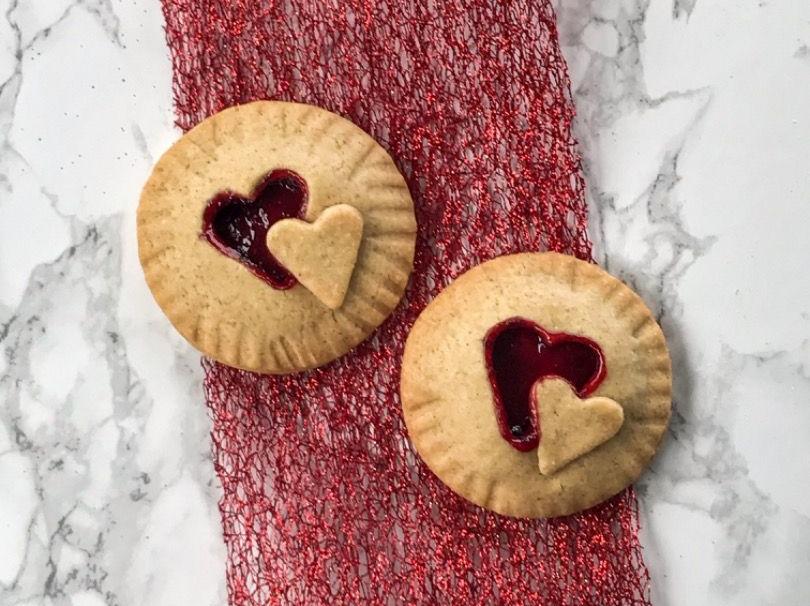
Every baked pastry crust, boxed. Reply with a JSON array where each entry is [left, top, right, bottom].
[[401, 252, 671, 518], [267, 204, 364, 310], [138, 101, 415, 374]]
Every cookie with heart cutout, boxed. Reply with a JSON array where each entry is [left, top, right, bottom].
[[138, 101, 416, 374], [400, 252, 671, 518]]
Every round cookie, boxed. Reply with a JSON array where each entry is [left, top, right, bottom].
[[138, 101, 416, 374], [400, 252, 671, 518]]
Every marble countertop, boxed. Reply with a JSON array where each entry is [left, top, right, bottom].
[[1, 1, 808, 604]]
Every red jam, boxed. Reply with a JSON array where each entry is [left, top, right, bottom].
[[483, 317, 606, 451], [201, 169, 307, 289]]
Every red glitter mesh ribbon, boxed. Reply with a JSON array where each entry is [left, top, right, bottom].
[[161, 1, 652, 604]]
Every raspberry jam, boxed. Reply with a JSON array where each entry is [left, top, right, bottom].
[[483, 317, 605, 451], [202, 169, 307, 288]]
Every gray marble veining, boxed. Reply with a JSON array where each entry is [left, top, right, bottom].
[[558, 1, 810, 604]]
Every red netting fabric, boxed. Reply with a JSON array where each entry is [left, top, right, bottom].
[[160, 1, 652, 604]]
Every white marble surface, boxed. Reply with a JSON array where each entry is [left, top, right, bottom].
[[0, 1, 808, 604]]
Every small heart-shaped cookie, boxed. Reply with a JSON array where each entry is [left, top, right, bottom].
[[266, 204, 363, 310], [534, 378, 624, 475]]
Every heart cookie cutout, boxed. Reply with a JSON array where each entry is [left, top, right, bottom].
[[202, 169, 307, 289], [534, 378, 624, 475], [484, 318, 605, 452], [266, 204, 363, 309]]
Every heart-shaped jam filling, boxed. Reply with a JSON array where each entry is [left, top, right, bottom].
[[201, 169, 307, 289], [484, 317, 606, 451]]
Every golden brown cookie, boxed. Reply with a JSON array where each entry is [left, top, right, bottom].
[[400, 252, 671, 518], [266, 204, 364, 310], [138, 101, 415, 374], [534, 378, 624, 476]]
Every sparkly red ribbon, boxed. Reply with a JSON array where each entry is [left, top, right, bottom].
[[160, 1, 652, 603]]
